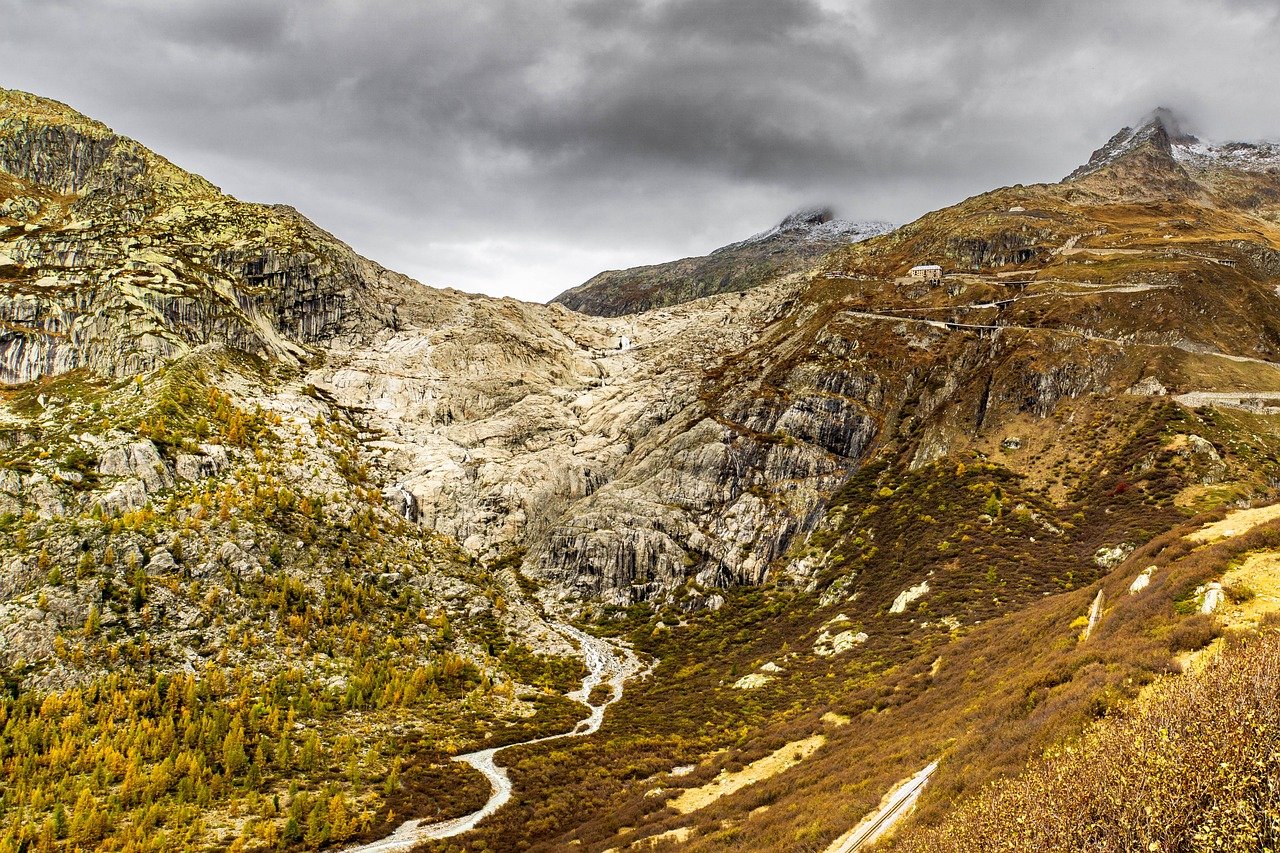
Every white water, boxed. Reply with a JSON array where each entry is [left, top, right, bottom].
[[342, 625, 643, 852]]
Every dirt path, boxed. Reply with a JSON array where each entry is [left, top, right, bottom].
[[1056, 246, 1146, 257], [844, 283, 1168, 316], [1173, 391, 1280, 412], [823, 762, 938, 853], [842, 308, 1130, 340], [842, 309, 1280, 380], [342, 625, 644, 852], [1080, 589, 1106, 642]]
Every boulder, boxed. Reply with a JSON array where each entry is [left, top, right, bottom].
[[216, 541, 256, 575], [98, 440, 171, 493], [175, 444, 229, 481], [890, 581, 930, 614], [148, 548, 178, 573], [1094, 543, 1134, 569], [1129, 565, 1157, 594]]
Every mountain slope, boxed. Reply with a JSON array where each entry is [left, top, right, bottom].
[[419, 110, 1280, 849], [551, 208, 893, 316], [8, 90, 1280, 853], [0, 90, 633, 850], [894, 622, 1280, 851], [0, 89, 419, 383]]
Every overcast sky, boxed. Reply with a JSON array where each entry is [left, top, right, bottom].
[[3, 0, 1279, 301]]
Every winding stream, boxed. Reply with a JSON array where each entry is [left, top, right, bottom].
[[343, 625, 643, 852]]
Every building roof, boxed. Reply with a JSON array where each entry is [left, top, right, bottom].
[[910, 264, 942, 271]]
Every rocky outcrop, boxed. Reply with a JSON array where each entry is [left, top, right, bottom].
[[1065, 108, 1216, 202], [0, 90, 418, 384], [174, 444, 229, 482], [944, 230, 1044, 270], [0, 205, 411, 383], [299, 260, 906, 606], [0, 122, 142, 198], [313, 279, 786, 590], [524, 306, 887, 604]]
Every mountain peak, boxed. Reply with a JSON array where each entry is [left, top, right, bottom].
[[1064, 107, 1197, 187], [552, 208, 894, 315], [1141, 106, 1198, 145], [724, 208, 894, 252], [776, 206, 836, 231], [0, 87, 112, 136]]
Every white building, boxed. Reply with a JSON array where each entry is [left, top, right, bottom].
[[908, 264, 942, 281]]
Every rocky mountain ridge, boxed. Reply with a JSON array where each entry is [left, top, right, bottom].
[[716, 207, 894, 252], [1065, 106, 1198, 182], [1068, 106, 1280, 184], [10, 92, 1280, 616], [550, 207, 893, 316]]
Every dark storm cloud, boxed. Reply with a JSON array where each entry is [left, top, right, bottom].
[[1, 0, 1278, 299], [499, 1, 868, 182]]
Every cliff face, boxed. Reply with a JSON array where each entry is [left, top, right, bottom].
[[0, 90, 409, 384], [0, 91, 907, 609], [8, 91, 1280, 618]]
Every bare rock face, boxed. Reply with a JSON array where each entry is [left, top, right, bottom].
[[0, 91, 413, 385], [13, 91, 1280, 615], [174, 443, 229, 482], [98, 440, 169, 492], [22, 473, 66, 519], [307, 259, 933, 607], [527, 379, 880, 603], [311, 274, 802, 599]]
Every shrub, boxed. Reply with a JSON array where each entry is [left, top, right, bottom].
[[893, 631, 1280, 852]]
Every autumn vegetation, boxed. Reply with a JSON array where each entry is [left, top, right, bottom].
[[412, 401, 1280, 852], [5, 292, 1280, 853], [891, 626, 1280, 852], [0, 358, 587, 852]]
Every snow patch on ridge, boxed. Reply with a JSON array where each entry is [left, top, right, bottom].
[[716, 208, 895, 254], [1172, 139, 1280, 172]]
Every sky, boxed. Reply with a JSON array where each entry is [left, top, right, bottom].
[[3, 0, 1280, 302]]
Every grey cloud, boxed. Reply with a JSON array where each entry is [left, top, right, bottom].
[[1, 0, 1279, 299], [147, 3, 294, 54]]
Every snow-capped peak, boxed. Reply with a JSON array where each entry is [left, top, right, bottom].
[[1066, 107, 1196, 181], [716, 208, 895, 253], [1069, 106, 1280, 181]]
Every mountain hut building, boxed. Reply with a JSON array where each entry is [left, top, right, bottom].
[[908, 264, 942, 281]]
